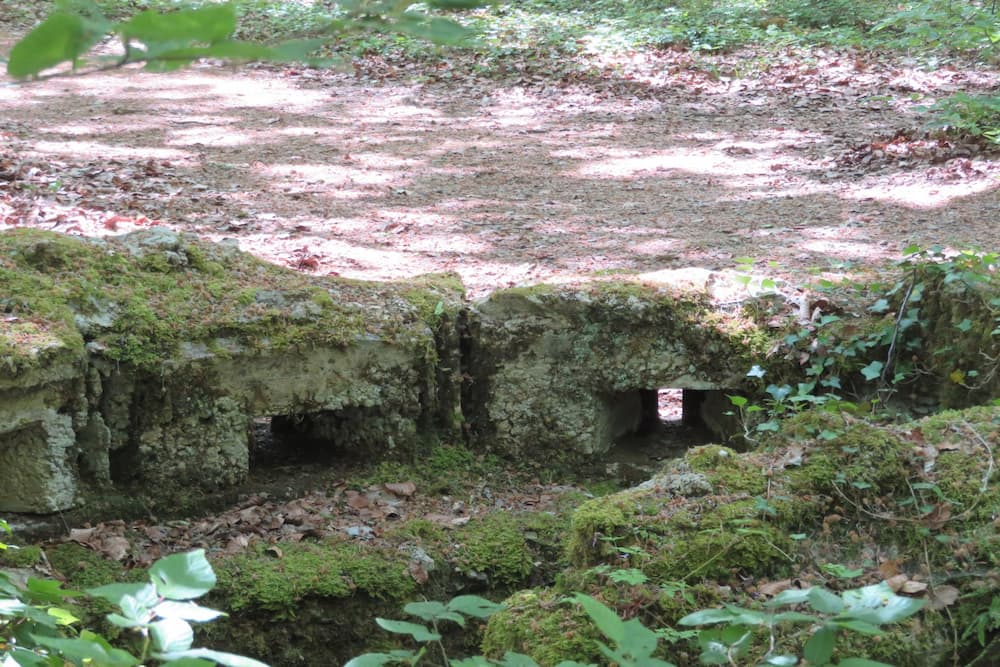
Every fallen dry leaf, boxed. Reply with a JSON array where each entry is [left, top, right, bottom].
[[885, 573, 909, 593], [757, 579, 794, 598], [928, 585, 960, 610], [901, 580, 928, 594], [101, 536, 131, 562], [384, 481, 417, 497]]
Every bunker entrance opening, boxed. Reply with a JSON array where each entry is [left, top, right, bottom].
[[607, 387, 733, 459], [249, 413, 341, 468]]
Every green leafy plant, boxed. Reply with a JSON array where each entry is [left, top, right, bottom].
[[678, 582, 926, 666], [346, 595, 505, 666], [4, 0, 486, 80], [918, 92, 1000, 144], [569, 593, 675, 667], [873, 0, 1000, 53], [1, 547, 265, 666]]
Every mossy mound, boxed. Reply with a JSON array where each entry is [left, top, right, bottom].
[[214, 540, 418, 616], [490, 404, 1000, 666], [0, 228, 463, 373], [481, 588, 602, 665]]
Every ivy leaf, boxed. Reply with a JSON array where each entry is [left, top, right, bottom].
[[448, 594, 505, 619], [572, 594, 626, 644], [149, 617, 194, 654], [155, 648, 270, 667], [7, 12, 106, 77], [869, 298, 890, 313], [860, 361, 883, 381]]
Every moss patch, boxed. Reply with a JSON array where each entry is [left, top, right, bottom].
[[0, 229, 459, 373], [0, 544, 42, 568], [45, 542, 140, 590], [214, 540, 417, 616], [450, 513, 535, 587], [684, 445, 768, 495], [481, 588, 600, 666]]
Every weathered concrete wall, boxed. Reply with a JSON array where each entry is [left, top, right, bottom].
[[0, 342, 87, 512], [3, 230, 994, 514], [463, 279, 769, 457], [0, 229, 463, 513]]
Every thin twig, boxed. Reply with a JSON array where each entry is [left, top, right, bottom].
[[880, 272, 916, 391], [960, 419, 996, 493]]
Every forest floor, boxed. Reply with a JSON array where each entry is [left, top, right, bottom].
[[1, 42, 999, 298]]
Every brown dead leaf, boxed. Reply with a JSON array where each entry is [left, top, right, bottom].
[[776, 446, 804, 469], [345, 491, 370, 509], [265, 545, 283, 559], [225, 535, 250, 553], [901, 580, 928, 594], [885, 574, 909, 593], [101, 536, 131, 562], [384, 481, 417, 497], [928, 585, 960, 610], [757, 579, 794, 598], [69, 527, 97, 543], [921, 503, 952, 529], [879, 559, 903, 578], [408, 560, 429, 584]]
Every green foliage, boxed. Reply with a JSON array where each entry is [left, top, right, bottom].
[[4, 0, 484, 79], [919, 92, 1000, 144], [351, 583, 925, 666], [679, 582, 924, 666], [873, 0, 1000, 54], [346, 594, 506, 667], [1, 547, 266, 666]]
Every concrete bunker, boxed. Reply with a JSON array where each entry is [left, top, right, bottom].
[[464, 282, 764, 459], [0, 230, 778, 514]]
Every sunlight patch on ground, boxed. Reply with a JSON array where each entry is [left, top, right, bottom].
[[800, 238, 895, 260], [168, 126, 258, 148], [847, 176, 1000, 208], [630, 238, 681, 256], [400, 233, 493, 254], [31, 140, 188, 161], [573, 147, 814, 180], [259, 159, 414, 187]]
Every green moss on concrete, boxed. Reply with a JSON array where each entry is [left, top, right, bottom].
[[214, 540, 416, 616], [567, 491, 636, 565], [646, 511, 794, 582], [401, 272, 465, 328], [684, 445, 768, 495], [0, 229, 457, 373], [451, 513, 535, 587], [776, 412, 910, 497], [916, 405, 1000, 519], [481, 588, 601, 666]]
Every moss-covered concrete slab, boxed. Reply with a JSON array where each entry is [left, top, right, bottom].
[[0, 228, 465, 512], [463, 277, 781, 458]]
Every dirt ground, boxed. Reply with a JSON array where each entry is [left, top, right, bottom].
[[1, 46, 998, 298]]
